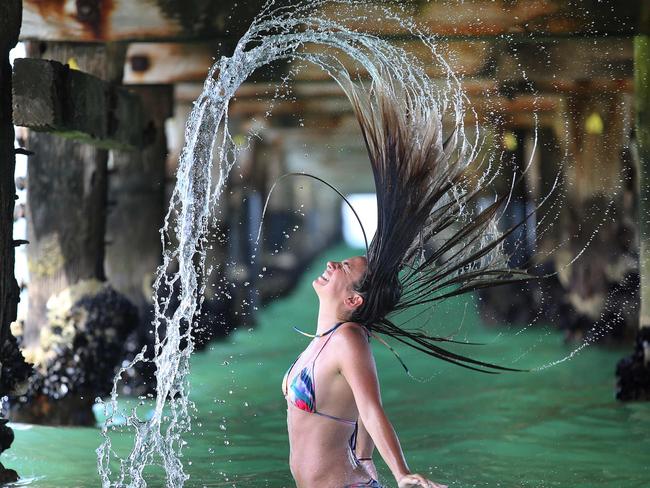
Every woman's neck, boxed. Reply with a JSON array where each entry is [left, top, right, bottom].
[[316, 306, 345, 335]]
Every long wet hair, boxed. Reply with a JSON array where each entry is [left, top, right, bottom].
[[340, 74, 534, 373]]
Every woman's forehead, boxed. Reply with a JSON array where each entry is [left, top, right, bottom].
[[345, 255, 368, 270]]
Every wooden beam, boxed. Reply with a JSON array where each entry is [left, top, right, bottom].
[[224, 91, 563, 120], [19, 0, 641, 42], [175, 77, 633, 106], [123, 42, 219, 84], [316, 0, 639, 37], [121, 37, 632, 91], [12, 58, 143, 149], [20, 0, 266, 42]]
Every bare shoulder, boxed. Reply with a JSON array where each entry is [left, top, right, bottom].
[[332, 322, 377, 378], [333, 322, 371, 352]]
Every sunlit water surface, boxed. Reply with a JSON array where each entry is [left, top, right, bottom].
[[6, 245, 650, 487]]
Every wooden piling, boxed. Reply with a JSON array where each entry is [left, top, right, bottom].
[[105, 85, 173, 316], [615, 5, 650, 400], [0, 1, 28, 481], [12, 43, 142, 424], [0, 1, 21, 349], [636, 24, 650, 341], [21, 42, 126, 348]]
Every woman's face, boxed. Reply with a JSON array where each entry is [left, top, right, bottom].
[[312, 255, 367, 306]]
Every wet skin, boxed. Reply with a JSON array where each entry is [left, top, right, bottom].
[[283, 256, 447, 488]]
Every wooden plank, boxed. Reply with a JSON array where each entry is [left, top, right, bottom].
[[174, 76, 632, 107], [123, 42, 220, 84], [291, 39, 493, 80], [122, 37, 632, 88], [317, 0, 639, 37], [225, 92, 562, 117], [12, 58, 143, 149], [20, 0, 267, 42], [19, 0, 641, 42]]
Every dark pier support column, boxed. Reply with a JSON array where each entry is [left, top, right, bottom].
[[555, 89, 636, 342], [0, 0, 28, 484], [617, 7, 650, 400], [0, 0, 21, 354], [23, 135, 109, 344], [21, 42, 126, 346], [105, 85, 172, 317], [13, 43, 139, 424], [104, 85, 172, 380], [477, 127, 538, 325]]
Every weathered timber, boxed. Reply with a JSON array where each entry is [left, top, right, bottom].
[[122, 37, 632, 86], [12, 58, 143, 149], [14, 43, 139, 424], [476, 128, 540, 325], [174, 79, 633, 107], [31, 41, 127, 83], [616, 11, 650, 400], [124, 42, 221, 84], [19, 0, 640, 42], [105, 85, 173, 315], [23, 134, 109, 347], [0, 0, 22, 350], [552, 89, 637, 342], [1, 1, 29, 482], [317, 0, 640, 37], [637, 0, 650, 337], [20, 0, 267, 42], [295, 37, 632, 82]]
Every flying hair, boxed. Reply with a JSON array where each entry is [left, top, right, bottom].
[[335, 72, 539, 374], [258, 72, 544, 374]]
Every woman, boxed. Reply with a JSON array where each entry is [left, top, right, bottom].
[[283, 256, 446, 487], [280, 72, 531, 487]]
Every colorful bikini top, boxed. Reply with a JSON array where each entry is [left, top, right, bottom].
[[283, 322, 363, 426]]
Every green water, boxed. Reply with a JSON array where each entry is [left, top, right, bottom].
[[5, 244, 650, 487]]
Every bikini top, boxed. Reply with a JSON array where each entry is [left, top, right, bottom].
[[283, 322, 368, 426]]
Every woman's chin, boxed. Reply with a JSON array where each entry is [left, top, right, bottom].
[[312, 278, 328, 296]]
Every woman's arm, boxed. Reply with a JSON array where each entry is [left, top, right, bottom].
[[335, 325, 447, 488]]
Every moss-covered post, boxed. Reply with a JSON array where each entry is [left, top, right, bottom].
[[13, 43, 139, 425], [616, 6, 650, 400]]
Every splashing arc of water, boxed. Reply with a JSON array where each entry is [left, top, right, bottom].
[[96, 1, 533, 486]]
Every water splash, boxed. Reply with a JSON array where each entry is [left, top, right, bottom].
[[94, 0, 619, 485]]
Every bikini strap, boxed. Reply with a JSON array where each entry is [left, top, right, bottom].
[[312, 323, 342, 362], [295, 322, 411, 377], [293, 321, 343, 338]]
